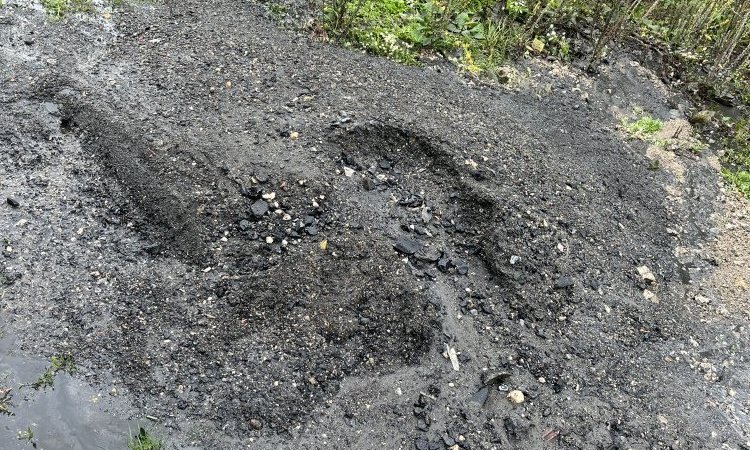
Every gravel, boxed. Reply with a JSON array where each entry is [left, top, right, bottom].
[[1, 0, 748, 448]]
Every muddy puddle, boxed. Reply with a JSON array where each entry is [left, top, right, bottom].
[[0, 330, 139, 450]]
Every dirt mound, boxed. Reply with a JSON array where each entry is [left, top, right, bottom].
[[1, 1, 749, 449]]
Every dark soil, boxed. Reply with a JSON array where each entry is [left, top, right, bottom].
[[1, 1, 749, 449]]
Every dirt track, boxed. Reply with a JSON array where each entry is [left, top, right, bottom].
[[1, 1, 749, 448]]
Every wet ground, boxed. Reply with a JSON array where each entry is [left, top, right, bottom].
[[0, 325, 141, 450], [1, 1, 749, 449]]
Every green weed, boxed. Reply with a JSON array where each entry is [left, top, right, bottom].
[[724, 119, 750, 167], [268, 2, 289, 19], [31, 353, 76, 390], [41, 0, 93, 19], [625, 115, 664, 138], [722, 169, 750, 198], [721, 118, 750, 199], [128, 427, 163, 450], [17, 426, 36, 447]]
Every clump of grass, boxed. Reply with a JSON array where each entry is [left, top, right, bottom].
[[625, 115, 664, 138], [722, 169, 750, 198], [17, 426, 36, 447], [41, 0, 93, 19], [31, 353, 76, 390], [128, 427, 163, 450], [721, 118, 750, 199], [724, 118, 750, 166]]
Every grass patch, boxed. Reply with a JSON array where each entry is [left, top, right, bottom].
[[721, 118, 750, 199], [626, 116, 663, 136], [722, 169, 750, 198], [623, 115, 663, 140], [128, 427, 163, 450], [31, 353, 76, 390], [724, 119, 750, 167], [41, 0, 94, 19]]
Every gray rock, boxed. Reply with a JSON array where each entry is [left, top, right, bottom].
[[415, 247, 441, 263], [554, 276, 574, 289], [250, 199, 268, 217], [393, 237, 422, 255]]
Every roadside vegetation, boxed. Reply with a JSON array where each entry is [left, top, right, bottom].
[[0, 386, 12, 416], [312, 1, 750, 90], [722, 118, 750, 196], [41, 0, 94, 19], [296, 0, 750, 197]]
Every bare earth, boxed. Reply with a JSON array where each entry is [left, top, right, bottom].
[[1, 1, 749, 449]]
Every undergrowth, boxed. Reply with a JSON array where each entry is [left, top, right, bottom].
[[41, 0, 94, 19], [312, 0, 750, 96], [41, 0, 133, 18], [722, 118, 750, 198], [309, 0, 750, 197], [321, 0, 577, 73]]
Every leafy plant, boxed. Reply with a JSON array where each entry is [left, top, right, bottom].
[[41, 0, 93, 19], [31, 353, 76, 390], [310, 0, 750, 100], [722, 169, 750, 198], [128, 427, 164, 450], [721, 118, 750, 199], [626, 115, 664, 137]]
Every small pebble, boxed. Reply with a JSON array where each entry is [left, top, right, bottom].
[[507, 390, 525, 404]]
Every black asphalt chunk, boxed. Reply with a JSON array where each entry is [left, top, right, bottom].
[[393, 237, 422, 255]]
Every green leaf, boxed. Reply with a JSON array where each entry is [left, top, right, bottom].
[[531, 37, 545, 53]]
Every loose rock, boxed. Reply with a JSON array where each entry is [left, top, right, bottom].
[[251, 199, 269, 218], [637, 266, 656, 284], [507, 390, 525, 404], [394, 237, 422, 255]]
